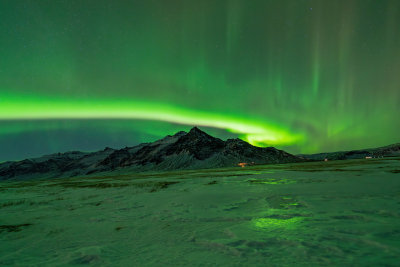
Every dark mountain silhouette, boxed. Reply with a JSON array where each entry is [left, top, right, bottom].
[[0, 127, 302, 180], [298, 143, 400, 160]]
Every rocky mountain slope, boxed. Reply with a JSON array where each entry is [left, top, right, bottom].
[[0, 127, 302, 180]]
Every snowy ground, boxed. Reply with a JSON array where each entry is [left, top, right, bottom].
[[1, 158, 400, 266]]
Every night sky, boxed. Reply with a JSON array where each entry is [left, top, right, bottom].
[[1, 0, 399, 161]]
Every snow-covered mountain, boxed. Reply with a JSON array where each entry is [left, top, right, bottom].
[[0, 127, 303, 180]]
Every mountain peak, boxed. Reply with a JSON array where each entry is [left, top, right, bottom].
[[189, 126, 204, 134], [186, 127, 216, 141]]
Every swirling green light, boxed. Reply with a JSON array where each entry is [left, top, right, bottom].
[[0, 93, 304, 146]]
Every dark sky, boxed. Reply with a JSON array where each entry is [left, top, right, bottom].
[[1, 0, 399, 161]]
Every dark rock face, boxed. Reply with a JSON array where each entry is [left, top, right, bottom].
[[165, 127, 225, 160], [222, 138, 299, 164], [0, 127, 303, 180], [97, 148, 132, 169]]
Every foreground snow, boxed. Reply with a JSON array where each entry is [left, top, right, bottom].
[[1, 158, 400, 266]]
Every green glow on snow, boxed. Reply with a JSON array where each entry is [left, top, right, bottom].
[[252, 217, 305, 230]]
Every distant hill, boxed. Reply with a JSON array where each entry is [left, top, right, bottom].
[[0, 127, 303, 180], [298, 143, 400, 161]]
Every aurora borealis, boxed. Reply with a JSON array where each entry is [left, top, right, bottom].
[[1, 0, 399, 161]]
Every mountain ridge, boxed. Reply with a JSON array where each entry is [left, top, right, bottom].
[[0, 127, 302, 180], [298, 143, 400, 160]]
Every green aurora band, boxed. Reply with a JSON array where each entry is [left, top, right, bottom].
[[0, 92, 303, 146], [0, 0, 399, 160]]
